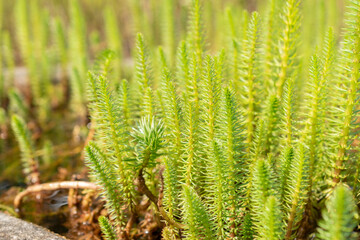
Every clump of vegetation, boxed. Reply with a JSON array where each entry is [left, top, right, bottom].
[[1, 0, 360, 239]]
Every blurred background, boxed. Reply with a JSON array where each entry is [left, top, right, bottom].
[[0, 0, 345, 63]]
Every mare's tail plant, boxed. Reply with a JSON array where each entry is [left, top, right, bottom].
[[330, 0, 360, 184], [317, 184, 359, 240], [74, 0, 360, 238], [11, 115, 40, 185], [6, 0, 360, 239]]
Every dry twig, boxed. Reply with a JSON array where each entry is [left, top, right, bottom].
[[14, 181, 100, 211]]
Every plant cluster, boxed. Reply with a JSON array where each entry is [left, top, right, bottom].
[[2, 0, 360, 239], [84, 0, 360, 239]]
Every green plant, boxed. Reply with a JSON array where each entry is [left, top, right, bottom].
[[11, 114, 40, 185], [317, 184, 359, 240], [3, 0, 360, 239], [80, 0, 360, 239]]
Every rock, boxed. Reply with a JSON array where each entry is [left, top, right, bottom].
[[0, 212, 67, 240]]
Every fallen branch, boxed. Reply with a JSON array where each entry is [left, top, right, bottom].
[[14, 181, 100, 211]]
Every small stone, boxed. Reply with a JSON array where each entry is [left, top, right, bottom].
[[0, 212, 67, 240]]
